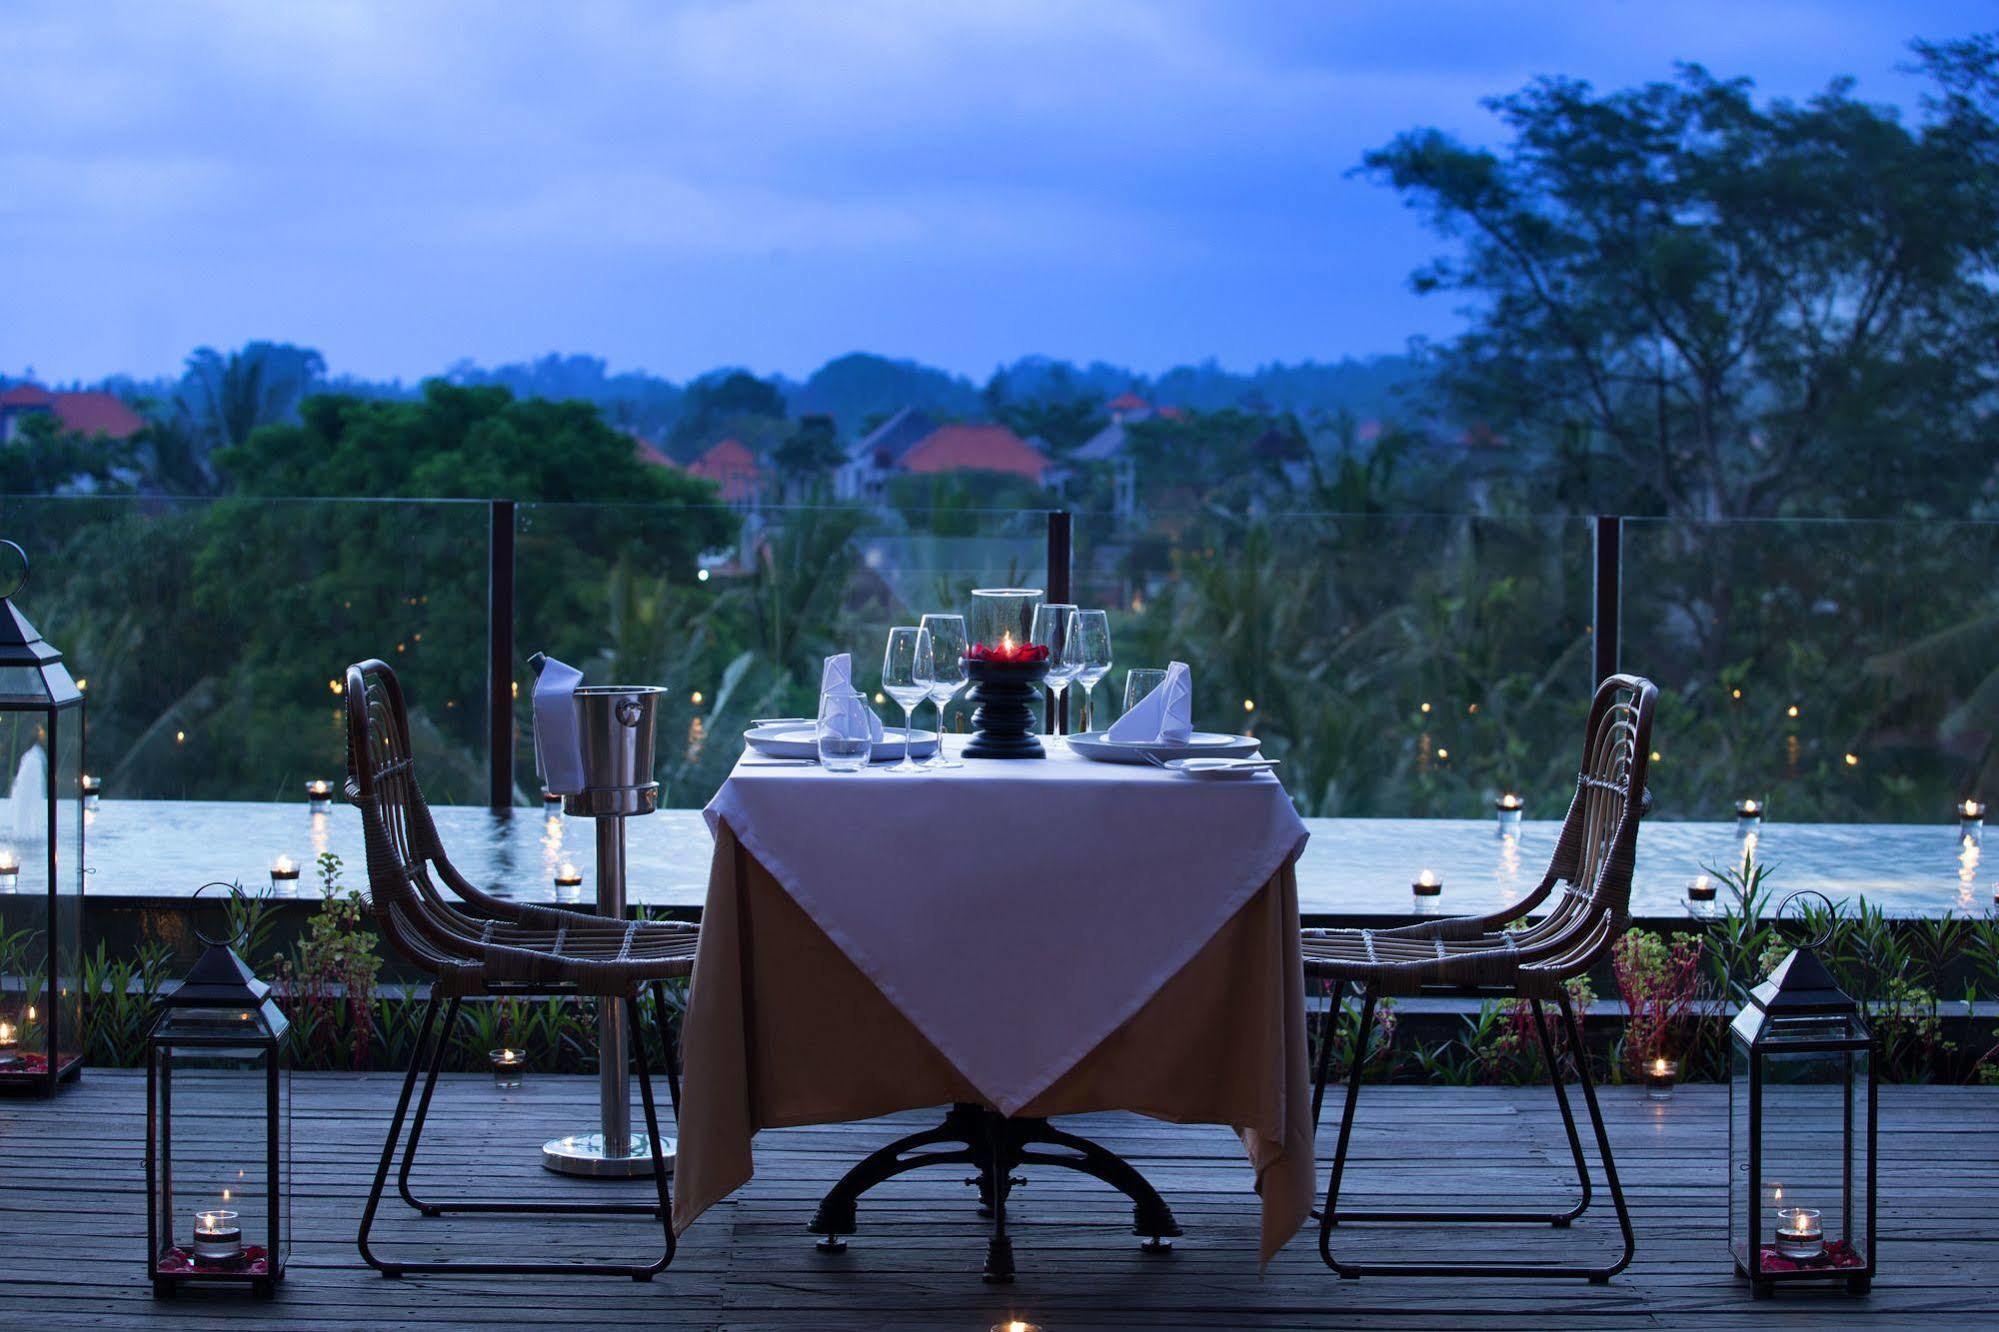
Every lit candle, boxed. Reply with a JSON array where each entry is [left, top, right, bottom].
[[990, 1322, 1044, 1332], [0, 1019, 17, 1070], [1644, 1056, 1678, 1102], [81, 774, 101, 810], [1775, 1206, 1824, 1260], [306, 779, 334, 814], [0, 847, 17, 891], [270, 854, 300, 895], [490, 1047, 526, 1090], [1412, 869, 1442, 896], [1687, 873, 1716, 903], [554, 863, 582, 899], [1734, 798, 1763, 828], [1495, 792, 1523, 834], [542, 787, 564, 809], [192, 1209, 245, 1266], [1959, 798, 1986, 834]]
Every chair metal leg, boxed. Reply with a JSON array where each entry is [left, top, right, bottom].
[[364, 987, 678, 1279], [652, 980, 682, 1119], [396, 996, 461, 1215], [625, 993, 677, 1279], [1316, 986, 1634, 1282], [1310, 980, 1343, 1129]]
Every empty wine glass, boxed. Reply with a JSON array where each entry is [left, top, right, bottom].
[[881, 626, 935, 774], [1031, 602, 1080, 739], [1064, 609, 1112, 732], [816, 687, 872, 772], [1123, 667, 1168, 717], [918, 613, 967, 769]]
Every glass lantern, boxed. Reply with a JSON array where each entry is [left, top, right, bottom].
[[0, 541, 85, 1097], [146, 898, 291, 1298], [1729, 912, 1875, 1299], [967, 588, 1044, 657]]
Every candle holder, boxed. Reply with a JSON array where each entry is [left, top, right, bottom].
[[305, 779, 333, 815], [542, 787, 565, 811], [1412, 870, 1442, 914], [0, 1019, 21, 1071], [553, 863, 583, 900], [1734, 798, 1763, 831], [269, 856, 300, 897], [82, 774, 102, 811], [192, 1210, 246, 1267], [1495, 793, 1523, 834], [963, 587, 1050, 760], [1775, 1207, 1824, 1261], [1688, 873, 1718, 915], [991, 1322, 1044, 1332], [0, 848, 16, 893], [490, 1048, 526, 1090], [1644, 1057, 1678, 1102], [1958, 798, 1985, 837]]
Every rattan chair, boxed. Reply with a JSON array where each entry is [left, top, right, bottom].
[[344, 658, 698, 1280], [1304, 673, 1656, 1284]]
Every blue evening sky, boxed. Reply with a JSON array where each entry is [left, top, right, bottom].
[[2, 1, 1984, 385]]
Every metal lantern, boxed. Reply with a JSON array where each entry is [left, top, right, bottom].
[[1729, 894, 1874, 1298], [146, 892, 291, 1298], [0, 540, 85, 1097]]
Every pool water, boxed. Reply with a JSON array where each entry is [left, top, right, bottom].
[[68, 800, 1995, 919]]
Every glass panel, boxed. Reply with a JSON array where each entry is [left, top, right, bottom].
[[1752, 1045, 1870, 1274], [0, 495, 491, 803], [514, 503, 1048, 812], [156, 1035, 279, 1274], [1730, 1037, 1752, 1270], [50, 705, 81, 1076], [0, 710, 51, 1080], [1622, 518, 1999, 822], [1072, 511, 1593, 816]]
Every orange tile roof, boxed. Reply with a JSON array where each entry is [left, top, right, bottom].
[[686, 437, 765, 502], [51, 392, 146, 440], [0, 384, 55, 408], [1106, 392, 1151, 413], [900, 424, 1047, 484]]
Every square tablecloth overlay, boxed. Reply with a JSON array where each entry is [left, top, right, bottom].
[[676, 738, 1316, 1265]]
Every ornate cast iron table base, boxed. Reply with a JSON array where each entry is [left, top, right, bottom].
[[806, 1102, 1182, 1282]]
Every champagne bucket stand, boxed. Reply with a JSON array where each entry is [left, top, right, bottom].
[[542, 684, 670, 1179]]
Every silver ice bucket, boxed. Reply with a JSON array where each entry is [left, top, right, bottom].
[[568, 684, 667, 817]]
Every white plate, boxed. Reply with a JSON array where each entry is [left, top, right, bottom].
[[743, 724, 939, 763], [1066, 731, 1262, 764], [1163, 757, 1278, 780]]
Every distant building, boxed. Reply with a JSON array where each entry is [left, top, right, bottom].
[[684, 437, 768, 506], [0, 384, 147, 445], [837, 408, 1047, 498], [1060, 392, 1188, 518]]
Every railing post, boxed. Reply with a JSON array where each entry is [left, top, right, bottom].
[[488, 498, 516, 809], [1046, 510, 1072, 734], [1593, 514, 1621, 686]]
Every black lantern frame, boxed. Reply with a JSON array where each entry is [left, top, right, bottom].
[[0, 540, 85, 1097], [145, 890, 291, 1298], [1729, 895, 1876, 1299]]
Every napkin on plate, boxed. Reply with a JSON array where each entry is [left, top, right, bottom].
[[820, 653, 885, 741], [1107, 660, 1194, 744], [532, 654, 588, 794]]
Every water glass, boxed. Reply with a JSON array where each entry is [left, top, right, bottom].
[[816, 687, 873, 772], [1123, 668, 1168, 717]]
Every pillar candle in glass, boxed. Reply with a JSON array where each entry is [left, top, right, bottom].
[[1644, 1056, 1678, 1101], [967, 588, 1045, 660]]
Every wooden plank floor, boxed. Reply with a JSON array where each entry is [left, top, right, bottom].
[[2, 1070, 1991, 1329]]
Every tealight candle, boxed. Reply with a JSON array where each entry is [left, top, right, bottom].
[[1687, 873, 1717, 915], [1734, 798, 1763, 829], [306, 779, 334, 814], [1412, 869, 1442, 896], [490, 1047, 526, 1090], [270, 854, 301, 895], [1775, 1206, 1824, 1260], [0, 1019, 18, 1070], [192, 1209, 245, 1266], [1644, 1056, 1678, 1101], [81, 774, 102, 810], [1495, 792, 1523, 833], [1959, 798, 1985, 835], [554, 863, 583, 898], [0, 847, 17, 891], [990, 1322, 1044, 1332], [542, 787, 565, 810]]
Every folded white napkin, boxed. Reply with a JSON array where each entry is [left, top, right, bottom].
[[820, 653, 885, 741], [1107, 660, 1194, 744], [533, 655, 588, 794]]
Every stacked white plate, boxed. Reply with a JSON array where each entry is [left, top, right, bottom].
[[743, 723, 939, 763], [1065, 731, 1262, 765]]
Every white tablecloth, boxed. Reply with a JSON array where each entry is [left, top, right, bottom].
[[704, 737, 1310, 1116]]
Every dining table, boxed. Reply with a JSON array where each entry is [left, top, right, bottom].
[[671, 732, 1317, 1279]]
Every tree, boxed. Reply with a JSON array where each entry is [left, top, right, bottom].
[[1364, 36, 1999, 518], [772, 413, 845, 497], [180, 342, 326, 459], [0, 411, 134, 493], [667, 370, 787, 458]]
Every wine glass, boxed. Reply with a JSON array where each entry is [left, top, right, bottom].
[[881, 626, 935, 774], [918, 613, 967, 768], [1123, 667, 1168, 717], [1030, 603, 1080, 739], [1064, 609, 1113, 732]]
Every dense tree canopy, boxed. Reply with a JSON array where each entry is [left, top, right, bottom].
[[1367, 35, 1999, 518]]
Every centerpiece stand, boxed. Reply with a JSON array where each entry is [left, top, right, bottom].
[[807, 1102, 1182, 1282]]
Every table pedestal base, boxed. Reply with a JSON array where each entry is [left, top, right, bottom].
[[806, 1102, 1182, 1282]]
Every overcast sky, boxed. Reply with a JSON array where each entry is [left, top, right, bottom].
[[2, 1, 1984, 386]]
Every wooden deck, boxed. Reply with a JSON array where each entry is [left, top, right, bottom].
[[3, 1070, 1992, 1329]]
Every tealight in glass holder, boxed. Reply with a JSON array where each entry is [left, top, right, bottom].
[[1958, 798, 1985, 839], [1734, 798, 1763, 832], [0, 848, 16, 893], [1688, 873, 1718, 915], [305, 779, 334, 815], [81, 774, 102, 811], [269, 856, 300, 897], [490, 1048, 526, 1090], [1495, 793, 1523, 835], [553, 863, 583, 901], [1412, 869, 1442, 915], [1644, 1057, 1678, 1102]]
